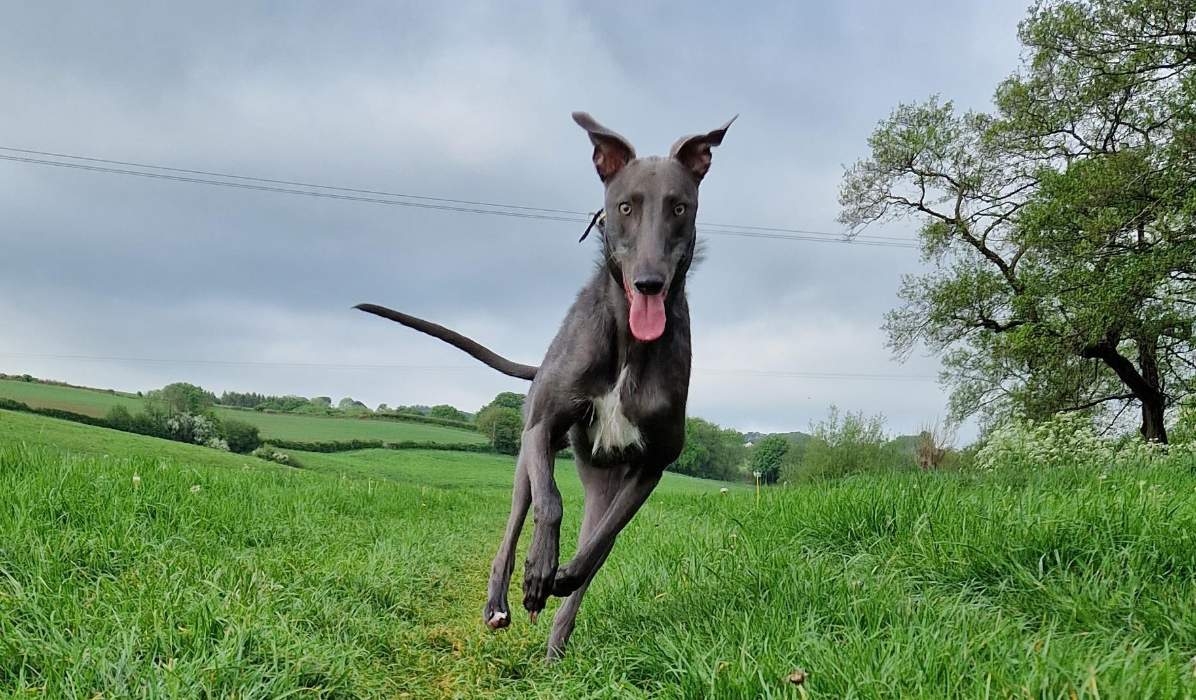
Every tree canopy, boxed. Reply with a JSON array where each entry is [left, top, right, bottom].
[[840, 0, 1196, 442]]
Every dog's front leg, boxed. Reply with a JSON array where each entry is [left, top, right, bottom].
[[551, 468, 661, 598], [483, 458, 530, 629], [520, 423, 561, 618]]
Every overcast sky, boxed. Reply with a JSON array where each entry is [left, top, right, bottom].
[[0, 1, 1027, 439]]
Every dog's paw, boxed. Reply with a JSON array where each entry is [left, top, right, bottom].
[[522, 554, 558, 615], [551, 563, 584, 597], [483, 598, 511, 630]]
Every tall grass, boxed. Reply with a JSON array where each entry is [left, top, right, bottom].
[[2, 409, 1196, 697]]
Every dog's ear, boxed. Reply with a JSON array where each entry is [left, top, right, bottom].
[[670, 115, 737, 182], [572, 112, 636, 183]]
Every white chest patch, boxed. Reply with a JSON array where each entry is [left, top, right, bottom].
[[588, 368, 643, 454]]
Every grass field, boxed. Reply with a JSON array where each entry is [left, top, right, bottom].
[[217, 409, 486, 445], [3, 409, 1196, 697], [0, 378, 485, 445], [0, 378, 144, 415]]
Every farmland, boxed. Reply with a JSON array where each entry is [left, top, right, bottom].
[[3, 408, 1196, 697], [0, 378, 485, 446]]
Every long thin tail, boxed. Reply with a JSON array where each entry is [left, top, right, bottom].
[[354, 303, 538, 381]]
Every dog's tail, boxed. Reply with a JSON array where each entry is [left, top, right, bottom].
[[354, 303, 538, 381]]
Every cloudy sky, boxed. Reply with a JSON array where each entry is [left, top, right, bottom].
[[0, 1, 1027, 439]]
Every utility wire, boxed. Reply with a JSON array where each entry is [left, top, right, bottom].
[[0, 146, 919, 249]]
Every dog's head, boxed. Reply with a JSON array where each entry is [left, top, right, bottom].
[[573, 112, 735, 343]]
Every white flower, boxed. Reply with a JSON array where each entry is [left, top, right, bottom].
[[190, 484, 202, 494]]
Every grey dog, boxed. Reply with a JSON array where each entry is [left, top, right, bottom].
[[356, 111, 734, 659]]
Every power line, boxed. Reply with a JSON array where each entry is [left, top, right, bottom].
[[0, 145, 919, 249], [0, 351, 938, 382]]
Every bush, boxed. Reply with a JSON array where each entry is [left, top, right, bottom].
[[783, 406, 912, 482], [477, 406, 522, 455], [252, 446, 301, 467], [429, 404, 470, 422], [1174, 400, 1196, 446], [337, 397, 372, 414], [221, 419, 262, 454], [371, 411, 475, 430], [671, 417, 746, 481], [105, 405, 135, 431], [975, 413, 1196, 472]]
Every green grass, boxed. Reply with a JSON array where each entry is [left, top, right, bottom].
[[0, 378, 144, 416], [0, 378, 485, 445], [217, 409, 485, 445], [3, 409, 1196, 697]]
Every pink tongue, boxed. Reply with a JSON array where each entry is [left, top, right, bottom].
[[629, 292, 666, 341]]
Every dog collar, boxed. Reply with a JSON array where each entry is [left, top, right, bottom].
[[579, 208, 606, 242]]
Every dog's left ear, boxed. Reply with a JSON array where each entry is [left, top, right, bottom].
[[670, 115, 737, 182]]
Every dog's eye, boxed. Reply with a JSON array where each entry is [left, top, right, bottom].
[[618, 202, 632, 215], [673, 204, 686, 216]]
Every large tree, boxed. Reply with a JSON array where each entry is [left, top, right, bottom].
[[840, 0, 1196, 442], [672, 417, 746, 481]]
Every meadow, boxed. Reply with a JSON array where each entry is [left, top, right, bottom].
[[3, 408, 1196, 698], [0, 378, 485, 446]]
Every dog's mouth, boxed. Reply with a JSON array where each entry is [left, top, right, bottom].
[[623, 278, 667, 342]]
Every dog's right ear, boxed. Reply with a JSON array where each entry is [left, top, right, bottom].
[[572, 112, 636, 183]]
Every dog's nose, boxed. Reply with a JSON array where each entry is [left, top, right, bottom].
[[634, 278, 665, 295]]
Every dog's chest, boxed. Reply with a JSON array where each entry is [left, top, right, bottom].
[[587, 368, 643, 455]]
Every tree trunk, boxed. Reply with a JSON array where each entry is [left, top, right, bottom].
[[1136, 334, 1168, 444], [1140, 395, 1168, 443], [1080, 334, 1169, 443]]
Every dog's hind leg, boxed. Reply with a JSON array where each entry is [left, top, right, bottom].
[[546, 459, 622, 659], [483, 459, 531, 629]]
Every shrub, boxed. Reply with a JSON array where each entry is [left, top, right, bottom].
[[477, 406, 522, 455], [429, 404, 470, 422], [252, 446, 300, 467], [162, 412, 228, 450], [221, 419, 262, 454], [974, 412, 1196, 472], [105, 405, 135, 431], [672, 417, 746, 481], [783, 406, 911, 482], [1174, 400, 1196, 446], [914, 421, 957, 470]]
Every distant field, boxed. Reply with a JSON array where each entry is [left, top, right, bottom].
[[0, 378, 143, 415], [4, 408, 1196, 697], [0, 378, 485, 445], [218, 408, 486, 444]]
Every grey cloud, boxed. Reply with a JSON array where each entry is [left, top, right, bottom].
[[0, 0, 1027, 441]]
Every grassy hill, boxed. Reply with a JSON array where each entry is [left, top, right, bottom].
[[0, 377, 485, 446], [3, 408, 1196, 697]]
